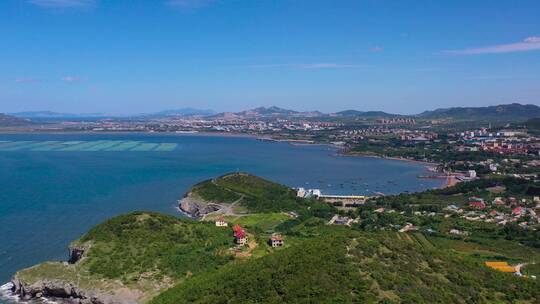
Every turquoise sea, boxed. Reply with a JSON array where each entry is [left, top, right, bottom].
[[0, 133, 443, 290]]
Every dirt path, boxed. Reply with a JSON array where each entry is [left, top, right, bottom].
[[201, 195, 246, 220], [236, 238, 258, 258]]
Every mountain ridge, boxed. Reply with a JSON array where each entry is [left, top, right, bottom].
[[8, 103, 540, 121], [0, 113, 32, 126], [417, 103, 540, 121]]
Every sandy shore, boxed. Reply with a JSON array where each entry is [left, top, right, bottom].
[[340, 151, 439, 166], [443, 176, 460, 188]]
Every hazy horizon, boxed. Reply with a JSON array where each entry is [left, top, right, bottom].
[[5, 102, 540, 117], [2, 0, 540, 114]]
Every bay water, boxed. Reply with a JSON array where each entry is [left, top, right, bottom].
[[0, 133, 443, 289]]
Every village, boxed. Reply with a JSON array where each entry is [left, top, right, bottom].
[[294, 179, 540, 278], [213, 217, 285, 258]]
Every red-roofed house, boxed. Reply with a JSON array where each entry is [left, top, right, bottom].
[[512, 207, 525, 216], [492, 198, 505, 206], [468, 201, 486, 210], [232, 225, 247, 246]]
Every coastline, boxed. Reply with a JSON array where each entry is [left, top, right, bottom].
[[338, 150, 457, 190], [340, 150, 439, 166], [0, 283, 18, 304], [0, 129, 258, 138], [443, 175, 460, 188], [0, 130, 445, 182]]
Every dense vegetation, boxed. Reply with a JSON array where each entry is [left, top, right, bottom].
[[525, 117, 540, 134], [16, 174, 540, 304], [16, 211, 235, 301], [418, 103, 540, 121], [152, 228, 540, 304], [191, 173, 310, 213], [78, 212, 233, 282]]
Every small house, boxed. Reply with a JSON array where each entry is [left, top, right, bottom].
[[215, 218, 228, 227], [269, 234, 284, 247], [492, 197, 505, 206], [374, 207, 385, 213], [449, 229, 469, 236], [235, 230, 247, 246], [232, 224, 248, 246], [468, 201, 486, 210], [512, 207, 525, 216]]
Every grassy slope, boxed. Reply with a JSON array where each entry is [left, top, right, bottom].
[[191, 172, 309, 213], [16, 212, 234, 300], [16, 175, 540, 303], [151, 228, 540, 304]]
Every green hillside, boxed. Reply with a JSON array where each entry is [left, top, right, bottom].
[[191, 172, 309, 213], [14, 212, 233, 302], [525, 117, 540, 133], [12, 174, 540, 303], [0, 113, 31, 126], [418, 103, 540, 121], [152, 228, 540, 304]]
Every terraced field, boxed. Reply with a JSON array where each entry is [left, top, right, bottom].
[[0, 140, 179, 152]]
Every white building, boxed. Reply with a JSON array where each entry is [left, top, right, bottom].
[[215, 218, 228, 227], [297, 188, 321, 198]]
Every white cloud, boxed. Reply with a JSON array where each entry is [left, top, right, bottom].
[[247, 63, 367, 69], [15, 77, 40, 84], [62, 76, 82, 82], [28, 0, 96, 9], [166, 0, 216, 11], [524, 37, 540, 43], [446, 36, 540, 55], [370, 46, 384, 52]]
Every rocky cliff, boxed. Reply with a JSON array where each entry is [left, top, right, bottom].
[[178, 192, 222, 218], [10, 244, 139, 304], [11, 276, 89, 302]]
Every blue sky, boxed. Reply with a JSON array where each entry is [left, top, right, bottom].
[[1, 0, 539, 114]]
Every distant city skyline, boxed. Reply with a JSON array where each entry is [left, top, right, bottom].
[[1, 0, 540, 114]]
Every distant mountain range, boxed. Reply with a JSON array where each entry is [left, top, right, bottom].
[[331, 110, 399, 118], [210, 103, 540, 122], [8, 103, 540, 122], [417, 103, 540, 121], [0, 113, 32, 126], [144, 108, 215, 117], [212, 106, 325, 119], [11, 111, 106, 119], [11, 109, 215, 119]]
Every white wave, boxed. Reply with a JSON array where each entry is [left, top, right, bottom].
[[0, 282, 59, 304], [0, 282, 19, 303]]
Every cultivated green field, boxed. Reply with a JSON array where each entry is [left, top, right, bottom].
[[0, 140, 180, 152]]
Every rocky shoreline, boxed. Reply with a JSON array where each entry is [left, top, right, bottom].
[[9, 245, 87, 303], [7, 245, 138, 304], [9, 278, 136, 304], [11, 277, 89, 303], [178, 192, 223, 219]]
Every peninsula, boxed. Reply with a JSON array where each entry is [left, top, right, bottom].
[[8, 173, 540, 303]]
